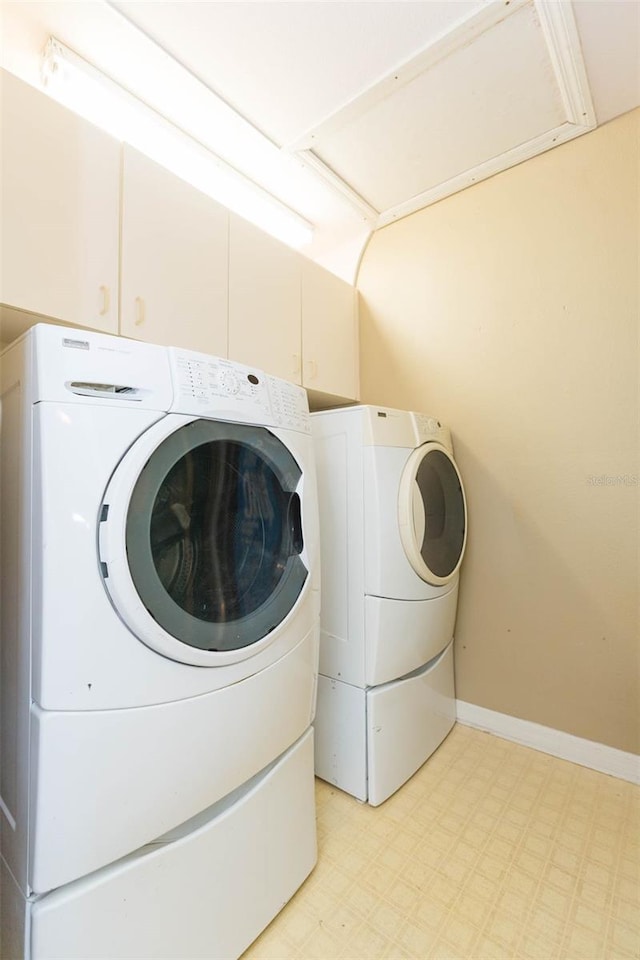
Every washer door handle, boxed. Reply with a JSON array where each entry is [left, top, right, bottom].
[[288, 492, 304, 555]]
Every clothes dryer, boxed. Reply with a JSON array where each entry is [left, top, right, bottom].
[[0, 324, 320, 960], [312, 405, 466, 804]]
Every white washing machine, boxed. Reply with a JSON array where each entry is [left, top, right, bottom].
[[0, 324, 320, 959], [311, 404, 467, 805]]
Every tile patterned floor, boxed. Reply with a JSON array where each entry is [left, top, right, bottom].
[[241, 724, 639, 960]]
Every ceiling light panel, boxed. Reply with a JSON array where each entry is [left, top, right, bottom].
[[41, 38, 314, 248]]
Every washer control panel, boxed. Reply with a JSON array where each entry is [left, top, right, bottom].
[[268, 376, 310, 433], [173, 353, 269, 405], [168, 347, 310, 432]]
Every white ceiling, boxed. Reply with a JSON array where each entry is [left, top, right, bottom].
[[2, 0, 639, 280]]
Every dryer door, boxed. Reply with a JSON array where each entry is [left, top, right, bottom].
[[99, 414, 308, 666], [398, 442, 467, 586]]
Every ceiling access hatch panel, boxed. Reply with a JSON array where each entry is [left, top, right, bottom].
[[292, 0, 595, 225]]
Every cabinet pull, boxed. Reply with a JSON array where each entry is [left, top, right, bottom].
[[292, 353, 301, 375], [134, 296, 146, 326], [98, 285, 110, 317], [305, 359, 318, 381]]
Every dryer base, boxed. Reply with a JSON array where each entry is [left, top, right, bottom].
[[314, 641, 456, 805]]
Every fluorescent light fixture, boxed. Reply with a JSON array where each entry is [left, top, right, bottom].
[[41, 37, 314, 249]]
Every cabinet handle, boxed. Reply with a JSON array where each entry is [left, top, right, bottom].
[[98, 285, 110, 317], [134, 296, 146, 326], [292, 353, 301, 375], [305, 359, 318, 381]]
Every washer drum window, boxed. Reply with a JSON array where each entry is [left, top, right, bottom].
[[101, 418, 307, 656]]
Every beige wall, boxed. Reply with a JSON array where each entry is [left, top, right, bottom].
[[358, 109, 639, 754]]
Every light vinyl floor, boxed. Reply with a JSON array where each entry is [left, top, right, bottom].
[[242, 724, 639, 960]]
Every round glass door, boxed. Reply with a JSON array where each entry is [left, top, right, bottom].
[[398, 442, 467, 586], [116, 418, 307, 653]]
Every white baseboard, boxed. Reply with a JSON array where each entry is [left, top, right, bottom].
[[455, 700, 640, 785]]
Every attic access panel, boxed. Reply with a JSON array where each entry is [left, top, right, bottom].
[[293, 0, 595, 225]]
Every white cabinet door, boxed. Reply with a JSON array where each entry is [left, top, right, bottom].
[[301, 258, 358, 400], [228, 215, 302, 383], [120, 147, 228, 356], [0, 70, 119, 334]]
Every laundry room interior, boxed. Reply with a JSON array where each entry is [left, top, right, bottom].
[[0, 2, 638, 960]]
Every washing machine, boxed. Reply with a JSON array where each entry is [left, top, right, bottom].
[[0, 323, 320, 960], [311, 404, 467, 805]]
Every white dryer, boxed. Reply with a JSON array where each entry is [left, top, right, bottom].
[[312, 404, 466, 805], [0, 324, 320, 960]]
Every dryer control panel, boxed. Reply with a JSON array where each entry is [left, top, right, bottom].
[[412, 412, 452, 449], [360, 405, 452, 452]]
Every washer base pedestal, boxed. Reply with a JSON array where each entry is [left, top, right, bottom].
[[7, 730, 316, 960]]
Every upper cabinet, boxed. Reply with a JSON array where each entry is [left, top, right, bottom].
[[0, 70, 120, 334], [0, 68, 359, 403], [228, 213, 359, 402], [120, 147, 229, 356], [228, 214, 302, 383], [301, 258, 358, 401]]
